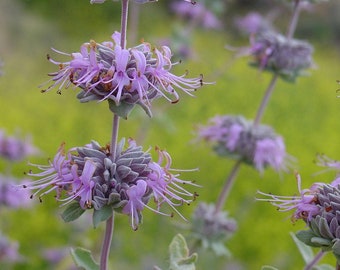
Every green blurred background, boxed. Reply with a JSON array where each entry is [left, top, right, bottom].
[[1, 0, 340, 269]]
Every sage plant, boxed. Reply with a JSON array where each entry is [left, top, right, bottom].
[[22, 1, 205, 269], [258, 155, 340, 269], [192, 0, 315, 257]]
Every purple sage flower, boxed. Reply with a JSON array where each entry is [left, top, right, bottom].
[[90, 0, 158, 3], [24, 138, 198, 230], [0, 129, 39, 161], [258, 168, 340, 261], [234, 12, 274, 35], [0, 233, 22, 262], [191, 202, 237, 256], [248, 31, 314, 81], [171, 1, 222, 30], [197, 115, 293, 173], [44, 32, 203, 117], [0, 176, 33, 208]]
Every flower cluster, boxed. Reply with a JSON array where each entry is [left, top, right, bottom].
[[249, 31, 314, 81], [259, 176, 340, 259], [44, 32, 203, 117], [0, 175, 33, 209], [234, 12, 274, 35], [197, 115, 292, 173], [258, 156, 340, 261], [171, 1, 222, 30], [90, 0, 196, 4], [24, 138, 198, 230], [0, 129, 39, 161], [0, 232, 22, 263], [191, 202, 237, 256]]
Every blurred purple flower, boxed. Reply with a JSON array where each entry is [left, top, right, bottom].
[[24, 138, 198, 230], [0, 129, 39, 161], [44, 32, 203, 117], [249, 31, 314, 81], [191, 202, 237, 256], [0, 233, 22, 262], [171, 1, 222, 29], [0, 176, 33, 208], [234, 12, 274, 35], [197, 115, 294, 173]]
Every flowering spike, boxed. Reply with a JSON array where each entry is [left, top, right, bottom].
[[24, 139, 198, 229], [197, 115, 294, 173], [43, 33, 205, 117]]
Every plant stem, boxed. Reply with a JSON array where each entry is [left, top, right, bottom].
[[303, 250, 325, 270], [286, 0, 301, 41], [100, 213, 115, 270], [214, 160, 242, 213], [100, 2, 130, 269], [254, 0, 301, 126], [214, 0, 303, 211], [110, 114, 120, 160], [120, 0, 129, 49], [253, 74, 279, 126]]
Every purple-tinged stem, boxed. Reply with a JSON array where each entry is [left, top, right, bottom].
[[100, 1, 130, 270], [253, 74, 279, 126], [214, 0, 303, 212], [110, 114, 120, 160], [100, 213, 115, 270], [337, 262, 340, 270], [120, 0, 129, 49], [253, 0, 301, 126], [286, 0, 301, 41], [303, 250, 325, 270], [214, 160, 242, 214]]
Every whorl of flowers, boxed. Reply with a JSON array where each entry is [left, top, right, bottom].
[[90, 0, 197, 4], [44, 32, 203, 117], [0, 130, 39, 161], [249, 31, 314, 81], [191, 202, 237, 256], [234, 12, 274, 35], [258, 156, 340, 261], [171, 1, 222, 30], [0, 175, 33, 209], [23, 138, 198, 230], [197, 115, 292, 173], [0, 233, 22, 263]]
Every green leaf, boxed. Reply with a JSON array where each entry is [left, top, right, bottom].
[[169, 234, 198, 270], [261, 266, 279, 270], [296, 230, 321, 248], [70, 247, 99, 270], [108, 99, 135, 119], [92, 205, 113, 228], [290, 232, 314, 264], [61, 202, 85, 222]]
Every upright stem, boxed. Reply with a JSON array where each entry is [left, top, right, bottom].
[[214, 0, 303, 211], [254, 0, 301, 127], [303, 250, 325, 270], [253, 74, 279, 126], [214, 160, 242, 213], [100, 214, 115, 270], [120, 0, 129, 49], [100, 1, 130, 270], [110, 114, 120, 160], [286, 0, 301, 41]]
